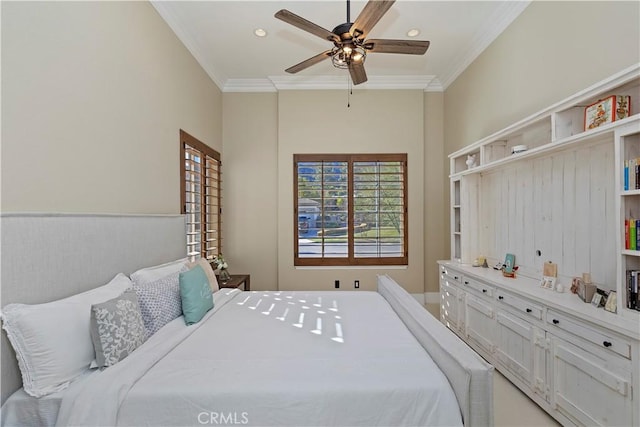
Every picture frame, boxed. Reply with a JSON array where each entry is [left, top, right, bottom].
[[604, 291, 617, 313], [591, 293, 603, 307], [504, 253, 515, 274], [539, 277, 556, 290]]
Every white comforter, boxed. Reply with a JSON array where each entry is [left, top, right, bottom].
[[56, 289, 463, 426]]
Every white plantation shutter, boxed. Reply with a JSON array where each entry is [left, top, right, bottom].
[[180, 130, 221, 262]]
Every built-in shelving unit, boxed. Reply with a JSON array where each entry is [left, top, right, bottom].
[[615, 120, 640, 318], [449, 63, 640, 317], [443, 64, 640, 427]]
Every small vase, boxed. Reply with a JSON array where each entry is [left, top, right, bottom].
[[219, 269, 231, 283]]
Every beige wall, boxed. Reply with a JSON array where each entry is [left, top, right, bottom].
[[222, 93, 279, 291], [1, 1, 222, 214], [222, 90, 446, 294], [443, 1, 640, 258], [424, 92, 446, 295], [445, 1, 640, 154], [275, 90, 425, 293]]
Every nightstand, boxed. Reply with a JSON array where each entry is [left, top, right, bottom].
[[216, 273, 250, 291]]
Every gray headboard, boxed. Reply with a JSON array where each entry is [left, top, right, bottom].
[[0, 213, 187, 404]]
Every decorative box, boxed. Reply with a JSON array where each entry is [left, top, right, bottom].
[[584, 95, 631, 130], [578, 281, 597, 303]]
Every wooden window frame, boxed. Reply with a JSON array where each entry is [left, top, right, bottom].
[[179, 129, 221, 261], [294, 153, 408, 267]]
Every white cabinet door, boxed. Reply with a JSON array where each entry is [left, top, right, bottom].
[[496, 310, 534, 386], [465, 293, 495, 355], [551, 336, 633, 427], [440, 279, 464, 334], [532, 327, 549, 402]]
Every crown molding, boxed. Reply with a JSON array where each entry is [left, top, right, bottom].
[[222, 75, 444, 92], [425, 78, 444, 93], [223, 79, 278, 93], [150, 1, 226, 90], [439, 0, 531, 90]]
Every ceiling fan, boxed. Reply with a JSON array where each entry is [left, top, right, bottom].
[[275, 0, 430, 85]]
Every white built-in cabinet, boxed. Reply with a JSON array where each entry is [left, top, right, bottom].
[[441, 64, 640, 426], [438, 262, 638, 426]]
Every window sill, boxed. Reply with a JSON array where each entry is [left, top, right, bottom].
[[295, 265, 408, 270]]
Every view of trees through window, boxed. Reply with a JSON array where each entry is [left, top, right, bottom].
[[294, 154, 408, 266]]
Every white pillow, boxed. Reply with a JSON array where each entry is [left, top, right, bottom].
[[130, 257, 188, 286], [1, 273, 133, 397]]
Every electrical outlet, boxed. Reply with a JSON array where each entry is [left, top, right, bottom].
[[335, 280, 340, 289], [354, 280, 360, 288]]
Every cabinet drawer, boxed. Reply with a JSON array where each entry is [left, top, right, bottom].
[[546, 310, 631, 359], [496, 291, 543, 320], [440, 266, 463, 285], [441, 279, 460, 296], [463, 277, 494, 298]]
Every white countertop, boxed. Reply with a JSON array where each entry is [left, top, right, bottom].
[[438, 260, 640, 340]]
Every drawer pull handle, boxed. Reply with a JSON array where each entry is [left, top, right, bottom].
[[552, 319, 559, 324], [603, 341, 612, 348], [482, 289, 487, 293], [526, 308, 532, 313], [464, 281, 469, 285], [454, 276, 458, 280], [498, 296, 504, 300]]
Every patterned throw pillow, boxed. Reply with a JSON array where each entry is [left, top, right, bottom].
[[134, 267, 187, 337], [90, 290, 147, 368]]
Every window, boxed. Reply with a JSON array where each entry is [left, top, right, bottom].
[[180, 130, 221, 262], [294, 154, 408, 266]]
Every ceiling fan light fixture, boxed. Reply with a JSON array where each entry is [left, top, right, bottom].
[[331, 45, 366, 69]]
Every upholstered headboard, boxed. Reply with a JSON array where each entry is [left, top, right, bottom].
[[0, 213, 187, 404]]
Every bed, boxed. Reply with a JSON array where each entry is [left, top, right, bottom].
[[1, 213, 493, 426]]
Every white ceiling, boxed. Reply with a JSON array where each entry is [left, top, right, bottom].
[[151, 1, 530, 92]]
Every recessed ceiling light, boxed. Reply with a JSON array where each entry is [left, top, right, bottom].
[[254, 28, 267, 37], [407, 28, 420, 37]]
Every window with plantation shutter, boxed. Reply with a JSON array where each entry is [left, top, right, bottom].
[[294, 153, 408, 266], [180, 130, 221, 262]]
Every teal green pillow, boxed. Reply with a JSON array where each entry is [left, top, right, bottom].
[[179, 265, 214, 325]]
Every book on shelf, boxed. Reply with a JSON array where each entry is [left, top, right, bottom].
[[623, 217, 640, 250], [624, 160, 629, 190], [626, 269, 640, 311], [626, 218, 630, 249], [623, 157, 640, 191]]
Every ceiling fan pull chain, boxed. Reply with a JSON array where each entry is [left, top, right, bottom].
[[347, 75, 351, 108]]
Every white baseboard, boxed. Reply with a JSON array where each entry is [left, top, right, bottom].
[[425, 292, 440, 304], [411, 292, 440, 305], [410, 293, 425, 305]]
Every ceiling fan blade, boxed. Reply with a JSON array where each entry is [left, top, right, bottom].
[[364, 39, 430, 55], [348, 61, 368, 85], [350, 0, 395, 39], [275, 9, 340, 43], [285, 50, 334, 74]]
